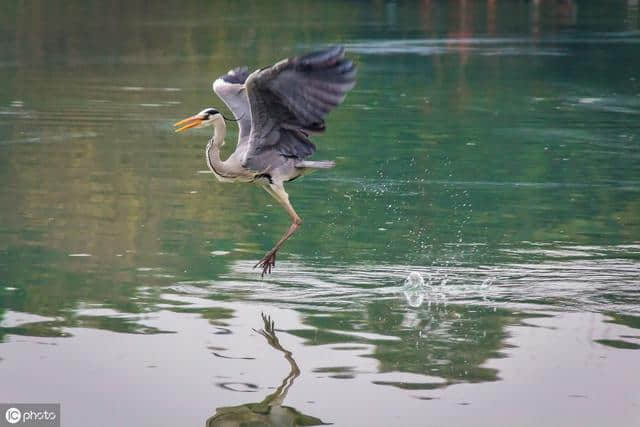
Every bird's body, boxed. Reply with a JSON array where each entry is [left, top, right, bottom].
[[174, 46, 356, 276]]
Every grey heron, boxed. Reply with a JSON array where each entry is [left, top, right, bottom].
[[174, 46, 357, 276]]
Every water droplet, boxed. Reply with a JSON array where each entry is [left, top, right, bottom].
[[481, 277, 495, 288], [404, 272, 424, 290]]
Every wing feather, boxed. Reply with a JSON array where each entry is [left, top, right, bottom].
[[212, 67, 252, 146], [243, 46, 356, 170]]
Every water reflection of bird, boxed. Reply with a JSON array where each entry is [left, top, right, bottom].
[[174, 47, 356, 276], [206, 314, 328, 426]]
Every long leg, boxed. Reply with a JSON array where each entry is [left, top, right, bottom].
[[255, 182, 302, 277]]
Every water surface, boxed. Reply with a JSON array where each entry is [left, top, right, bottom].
[[1, 1, 639, 426]]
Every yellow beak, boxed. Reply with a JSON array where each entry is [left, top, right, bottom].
[[174, 115, 204, 133]]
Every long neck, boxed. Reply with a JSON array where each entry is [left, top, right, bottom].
[[205, 119, 236, 178]]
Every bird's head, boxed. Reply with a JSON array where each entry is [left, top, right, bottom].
[[174, 108, 222, 133]]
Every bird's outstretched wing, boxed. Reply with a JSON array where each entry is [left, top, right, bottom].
[[243, 46, 356, 171], [212, 66, 252, 146]]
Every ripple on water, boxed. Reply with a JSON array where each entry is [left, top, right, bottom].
[[344, 34, 640, 57], [165, 243, 639, 315]]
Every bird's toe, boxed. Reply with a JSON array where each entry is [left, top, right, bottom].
[[255, 251, 277, 277]]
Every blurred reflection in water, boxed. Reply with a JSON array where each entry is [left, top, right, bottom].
[[207, 314, 327, 427]]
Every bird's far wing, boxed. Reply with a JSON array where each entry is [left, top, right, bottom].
[[243, 46, 356, 169], [212, 66, 252, 144]]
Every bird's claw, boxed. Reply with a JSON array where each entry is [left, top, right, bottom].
[[254, 250, 277, 277]]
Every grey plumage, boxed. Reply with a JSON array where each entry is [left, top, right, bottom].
[[213, 46, 356, 173], [212, 68, 252, 148], [244, 46, 356, 171], [180, 46, 356, 276], [220, 66, 249, 84]]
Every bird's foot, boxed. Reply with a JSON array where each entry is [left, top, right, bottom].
[[254, 250, 277, 277]]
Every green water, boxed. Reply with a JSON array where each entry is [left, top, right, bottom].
[[1, 1, 639, 426]]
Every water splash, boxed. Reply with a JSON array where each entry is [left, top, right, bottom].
[[403, 272, 426, 307], [404, 272, 425, 290]]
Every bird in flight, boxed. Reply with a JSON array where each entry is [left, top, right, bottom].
[[174, 46, 356, 276]]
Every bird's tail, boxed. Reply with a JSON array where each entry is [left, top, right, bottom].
[[297, 160, 336, 169]]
